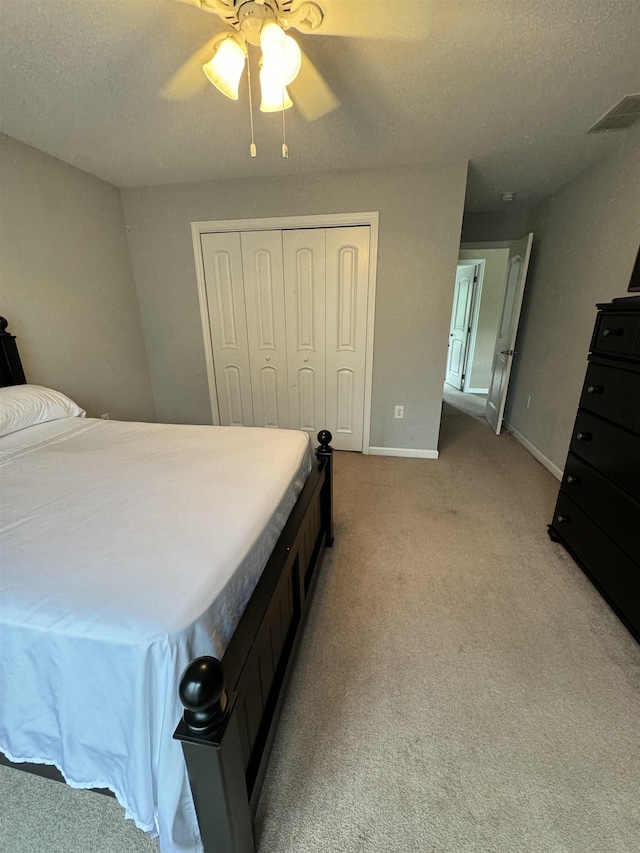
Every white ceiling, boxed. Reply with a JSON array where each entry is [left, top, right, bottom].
[[1, 0, 638, 211]]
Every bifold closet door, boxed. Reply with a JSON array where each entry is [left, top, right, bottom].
[[202, 225, 371, 448], [201, 231, 254, 426], [202, 230, 289, 428], [282, 229, 326, 441], [240, 230, 289, 428], [325, 226, 370, 452]]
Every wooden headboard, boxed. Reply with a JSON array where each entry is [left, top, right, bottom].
[[0, 318, 27, 387]]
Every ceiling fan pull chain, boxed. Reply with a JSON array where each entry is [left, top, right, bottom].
[[247, 55, 257, 157], [282, 91, 289, 158]]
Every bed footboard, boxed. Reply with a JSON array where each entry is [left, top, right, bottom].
[[174, 431, 334, 853]]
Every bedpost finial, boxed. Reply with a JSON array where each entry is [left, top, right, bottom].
[[317, 430, 332, 451], [179, 656, 229, 735], [0, 317, 8, 333]]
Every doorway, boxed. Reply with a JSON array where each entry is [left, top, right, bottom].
[[440, 235, 534, 438]]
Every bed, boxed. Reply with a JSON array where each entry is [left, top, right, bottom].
[[0, 317, 334, 853]]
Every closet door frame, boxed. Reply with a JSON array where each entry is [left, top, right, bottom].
[[192, 212, 379, 454]]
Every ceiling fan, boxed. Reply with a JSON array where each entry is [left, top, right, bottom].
[[164, 0, 433, 123]]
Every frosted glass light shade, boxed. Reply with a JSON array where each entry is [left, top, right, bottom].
[[259, 67, 293, 112], [260, 20, 301, 87], [203, 36, 246, 100]]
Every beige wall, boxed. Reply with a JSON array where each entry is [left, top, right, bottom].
[[504, 128, 640, 472], [121, 163, 468, 452], [0, 135, 156, 421], [457, 248, 510, 390], [461, 209, 530, 243]]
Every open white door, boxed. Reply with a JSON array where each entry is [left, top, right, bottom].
[[485, 233, 534, 434], [445, 264, 476, 390]]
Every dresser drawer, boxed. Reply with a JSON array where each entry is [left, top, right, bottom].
[[551, 492, 640, 634], [562, 453, 640, 563], [579, 362, 640, 435], [569, 410, 640, 502], [591, 311, 640, 358]]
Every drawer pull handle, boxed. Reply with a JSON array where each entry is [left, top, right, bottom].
[[557, 515, 571, 524], [587, 384, 603, 395], [576, 431, 592, 441], [566, 475, 580, 485], [602, 327, 623, 338]]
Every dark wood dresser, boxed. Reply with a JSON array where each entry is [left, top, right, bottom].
[[548, 296, 640, 641]]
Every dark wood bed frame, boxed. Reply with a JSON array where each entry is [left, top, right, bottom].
[[0, 317, 334, 853]]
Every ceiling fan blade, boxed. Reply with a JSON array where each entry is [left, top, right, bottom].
[[161, 34, 225, 101], [288, 51, 339, 121], [174, 0, 230, 13], [175, 0, 243, 29], [309, 0, 433, 40]]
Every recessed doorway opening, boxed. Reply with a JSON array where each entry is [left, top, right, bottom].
[[440, 235, 534, 449]]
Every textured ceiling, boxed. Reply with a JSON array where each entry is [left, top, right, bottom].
[[1, 0, 638, 210]]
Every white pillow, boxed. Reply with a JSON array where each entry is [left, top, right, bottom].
[[0, 384, 86, 437]]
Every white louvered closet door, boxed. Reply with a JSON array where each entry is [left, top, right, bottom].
[[240, 231, 290, 428], [201, 231, 254, 426], [282, 229, 327, 441], [325, 227, 370, 452]]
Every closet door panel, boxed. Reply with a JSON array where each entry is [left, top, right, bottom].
[[241, 231, 290, 429], [283, 229, 326, 439], [201, 231, 254, 426], [325, 226, 370, 451]]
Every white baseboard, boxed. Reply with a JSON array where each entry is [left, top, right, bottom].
[[367, 446, 439, 459], [503, 421, 563, 481], [464, 387, 489, 394]]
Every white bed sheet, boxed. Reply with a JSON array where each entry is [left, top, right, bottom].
[[0, 417, 313, 853]]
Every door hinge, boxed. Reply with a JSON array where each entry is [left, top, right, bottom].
[[473, 275, 478, 283]]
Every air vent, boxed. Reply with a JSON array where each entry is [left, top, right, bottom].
[[587, 94, 640, 133]]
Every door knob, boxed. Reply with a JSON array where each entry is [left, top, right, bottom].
[[566, 475, 580, 485], [587, 384, 603, 394], [576, 431, 592, 441], [556, 515, 570, 524], [265, 355, 271, 362], [303, 357, 309, 363]]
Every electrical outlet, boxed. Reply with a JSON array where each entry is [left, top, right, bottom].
[[526, 396, 531, 409], [394, 405, 404, 419]]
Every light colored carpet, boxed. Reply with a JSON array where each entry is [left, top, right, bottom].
[[0, 769, 160, 853], [443, 382, 488, 420], [2, 411, 639, 853], [256, 416, 640, 852]]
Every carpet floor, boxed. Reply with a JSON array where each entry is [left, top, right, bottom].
[[2, 407, 639, 853], [442, 383, 488, 420]]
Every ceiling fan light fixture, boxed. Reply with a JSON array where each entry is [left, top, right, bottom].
[[259, 20, 302, 87], [203, 34, 247, 100], [259, 67, 293, 112]]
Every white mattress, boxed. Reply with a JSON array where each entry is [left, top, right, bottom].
[[0, 417, 313, 853]]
